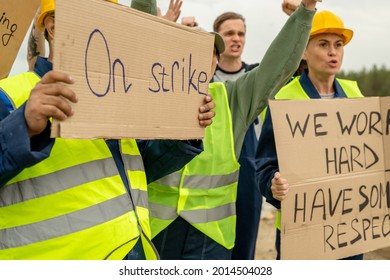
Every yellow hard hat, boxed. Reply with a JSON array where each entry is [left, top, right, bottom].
[[310, 10, 353, 45], [37, 0, 55, 32], [37, 0, 118, 32]]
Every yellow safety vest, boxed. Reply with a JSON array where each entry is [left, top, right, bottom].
[[148, 82, 240, 249], [270, 76, 364, 230], [0, 72, 157, 260], [0, 71, 41, 109]]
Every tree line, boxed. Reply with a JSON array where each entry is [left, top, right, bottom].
[[338, 65, 390, 97]]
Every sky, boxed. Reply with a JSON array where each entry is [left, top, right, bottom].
[[10, 0, 390, 76]]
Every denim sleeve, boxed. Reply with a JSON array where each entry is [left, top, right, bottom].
[[255, 108, 281, 209], [138, 140, 203, 183], [0, 103, 54, 187]]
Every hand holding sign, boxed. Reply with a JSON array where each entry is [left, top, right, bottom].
[[25, 71, 78, 138], [272, 172, 290, 201], [198, 95, 215, 127]]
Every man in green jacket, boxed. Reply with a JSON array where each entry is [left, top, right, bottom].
[[148, 0, 321, 259]]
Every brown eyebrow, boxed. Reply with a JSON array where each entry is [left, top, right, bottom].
[[317, 38, 344, 44]]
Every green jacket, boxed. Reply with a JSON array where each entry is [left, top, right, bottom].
[[131, 0, 157, 16], [224, 4, 315, 158]]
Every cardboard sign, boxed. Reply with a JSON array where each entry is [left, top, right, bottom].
[[270, 97, 390, 259], [0, 0, 40, 79], [52, 0, 214, 139]]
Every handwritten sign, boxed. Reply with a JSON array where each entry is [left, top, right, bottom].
[[52, 0, 213, 139], [0, 0, 40, 79], [269, 97, 390, 259]]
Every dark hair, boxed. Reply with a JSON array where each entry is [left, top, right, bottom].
[[213, 12, 246, 33], [294, 60, 308, 77], [215, 47, 220, 60]]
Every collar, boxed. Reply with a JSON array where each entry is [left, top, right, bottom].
[[34, 56, 53, 78], [299, 70, 348, 99], [215, 62, 246, 75]]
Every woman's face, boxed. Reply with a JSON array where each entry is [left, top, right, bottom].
[[303, 33, 345, 78]]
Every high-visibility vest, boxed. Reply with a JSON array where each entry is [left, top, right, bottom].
[[274, 76, 363, 100], [0, 71, 41, 110], [261, 77, 364, 120], [148, 82, 240, 249], [0, 72, 157, 260], [270, 76, 364, 230]]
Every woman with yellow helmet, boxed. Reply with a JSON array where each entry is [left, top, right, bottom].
[[256, 9, 364, 260]]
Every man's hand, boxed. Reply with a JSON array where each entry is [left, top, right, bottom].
[[271, 172, 290, 201], [25, 71, 78, 137], [198, 95, 215, 127], [157, 0, 182, 22], [282, 0, 301, 16], [282, 0, 321, 15], [181, 16, 198, 27]]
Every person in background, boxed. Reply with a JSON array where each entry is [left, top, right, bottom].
[[212, 11, 262, 260], [148, 0, 320, 260], [0, 0, 215, 260], [255, 9, 364, 260]]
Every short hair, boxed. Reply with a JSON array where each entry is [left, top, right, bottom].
[[213, 12, 246, 33]]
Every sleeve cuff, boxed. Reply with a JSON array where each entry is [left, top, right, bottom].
[[0, 105, 53, 169]]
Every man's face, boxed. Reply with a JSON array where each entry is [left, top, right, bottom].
[[217, 19, 246, 59]]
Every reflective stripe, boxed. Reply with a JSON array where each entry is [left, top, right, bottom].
[[0, 194, 133, 249], [184, 170, 239, 189], [181, 202, 236, 223], [122, 153, 148, 209], [122, 154, 144, 171], [154, 172, 182, 186], [1, 156, 146, 208], [1, 158, 117, 207], [150, 202, 235, 223], [149, 202, 178, 220], [131, 189, 149, 209]]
